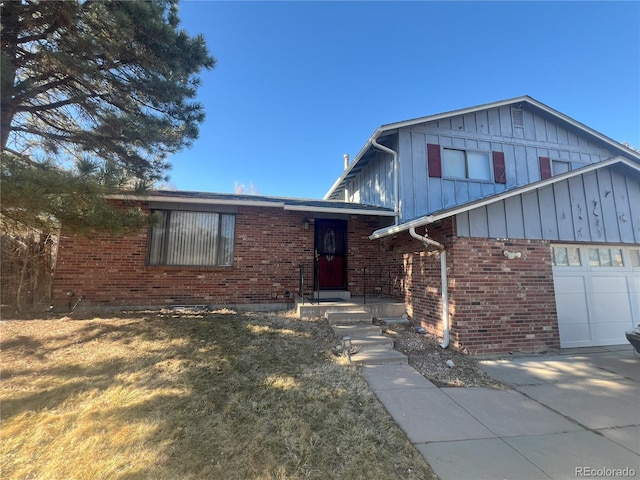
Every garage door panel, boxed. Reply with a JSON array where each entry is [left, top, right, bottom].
[[589, 321, 630, 346], [553, 245, 637, 348], [552, 275, 587, 294], [591, 275, 629, 294], [558, 324, 592, 348], [590, 292, 632, 320], [555, 293, 589, 324]]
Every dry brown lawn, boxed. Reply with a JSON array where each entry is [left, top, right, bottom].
[[1, 309, 436, 480]]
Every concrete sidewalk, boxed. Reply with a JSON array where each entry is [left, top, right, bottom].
[[360, 346, 639, 480]]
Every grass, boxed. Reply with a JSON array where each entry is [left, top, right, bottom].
[[0, 309, 437, 480]]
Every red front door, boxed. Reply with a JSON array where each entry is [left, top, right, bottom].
[[314, 219, 347, 290]]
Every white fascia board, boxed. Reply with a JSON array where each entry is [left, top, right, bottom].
[[283, 204, 396, 216], [108, 194, 286, 208], [369, 156, 640, 240]]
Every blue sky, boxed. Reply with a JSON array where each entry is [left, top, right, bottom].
[[167, 1, 640, 199]]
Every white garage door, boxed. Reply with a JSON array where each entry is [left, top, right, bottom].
[[552, 245, 640, 348]]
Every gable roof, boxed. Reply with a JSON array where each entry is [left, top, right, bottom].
[[368, 156, 640, 239], [325, 96, 640, 200], [111, 190, 396, 217]]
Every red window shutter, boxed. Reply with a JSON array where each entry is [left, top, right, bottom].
[[427, 143, 441, 178], [492, 151, 506, 184], [539, 156, 552, 179]]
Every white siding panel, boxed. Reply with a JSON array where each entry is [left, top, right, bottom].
[[505, 195, 526, 239], [568, 175, 589, 241], [476, 110, 488, 135], [400, 131, 415, 220], [627, 176, 640, 241], [546, 120, 558, 143], [582, 171, 605, 242], [455, 180, 470, 205], [412, 132, 429, 217], [553, 181, 575, 241], [538, 185, 559, 239], [526, 146, 540, 183], [429, 177, 443, 212], [443, 180, 456, 208], [611, 170, 634, 243], [456, 211, 470, 236], [468, 181, 483, 201], [514, 144, 528, 186], [488, 109, 501, 136], [451, 115, 464, 132], [596, 169, 620, 243], [499, 106, 512, 137], [464, 113, 476, 133], [469, 207, 489, 237], [523, 109, 536, 140], [487, 201, 508, 238], [522, 191, 543, 239], [534, 115, 547, 141]]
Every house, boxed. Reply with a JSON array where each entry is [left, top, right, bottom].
[[52, 96, 640, 354]]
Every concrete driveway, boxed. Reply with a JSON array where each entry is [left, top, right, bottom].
[[361, 345, 639, 480]]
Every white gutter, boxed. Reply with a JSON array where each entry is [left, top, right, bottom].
[[109, 194, 287, 208], [409, 227, 450, 349], [283, 205, 396, 216], [371, 138, 400, 225]]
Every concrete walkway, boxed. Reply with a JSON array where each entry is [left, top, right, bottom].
[[360, 345, 640, 480]]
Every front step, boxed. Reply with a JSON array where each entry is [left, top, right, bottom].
[[326, 310, 372, 324], [351, 335, 393, 352], [380, 316, 410, 325], [332, 323, 381, 338], [350, 349, 408, 366]]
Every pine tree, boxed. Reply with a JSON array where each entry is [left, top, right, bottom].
[[1, 0, 215, 234]]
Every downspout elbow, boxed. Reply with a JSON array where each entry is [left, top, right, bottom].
[[409, 227, 450, 349]]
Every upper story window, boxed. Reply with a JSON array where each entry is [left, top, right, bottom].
[[442, 148, 491, 181], [148, 210, 235, 266], [552, 160, 571, 175]]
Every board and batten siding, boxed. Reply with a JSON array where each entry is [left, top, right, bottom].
[[346, 104, 618, 223], [456, 167, 640, 244]]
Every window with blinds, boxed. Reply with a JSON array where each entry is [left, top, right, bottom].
[[148, 210, 235, 266]]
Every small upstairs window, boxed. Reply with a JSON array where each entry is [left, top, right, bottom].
[[443, 148, 491, 181], [552, 160, 571, 175]]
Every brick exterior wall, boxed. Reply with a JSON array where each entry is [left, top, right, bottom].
[[52, 203, 382, 309], [53, 202, 561, 354], [378, 218, 560, 355], [448, 236, 560, 355]]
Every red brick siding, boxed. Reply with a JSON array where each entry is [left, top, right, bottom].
[[448, 237, 559, 354], [378, 218, 560, 355], [378, 219, 455, 336], [52, 203, 382, 308]]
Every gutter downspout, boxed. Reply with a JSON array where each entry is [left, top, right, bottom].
[[371, 138, 399, 225], [409, 227, 450, 349]]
